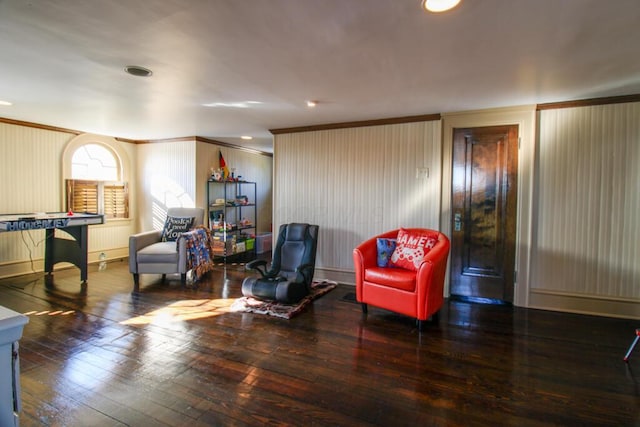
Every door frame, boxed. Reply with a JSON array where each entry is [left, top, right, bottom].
[[440, 106, 537, 308]]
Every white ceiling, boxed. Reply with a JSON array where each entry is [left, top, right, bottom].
[[1, 0, 639, 153]]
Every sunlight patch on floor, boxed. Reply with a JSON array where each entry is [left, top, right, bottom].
[[121, 298, 238, 325], [24, 310, 75, 316]]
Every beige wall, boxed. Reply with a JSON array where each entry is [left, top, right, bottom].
[[274, 102, 640, 319], [530, 102, 640, 318], [136, 140, 198, 232], [3, 98, 639, 319], [0, 124, 272, 279], [135, 138, 273, 234], [274, 120, 442, 283], [195, 141, 273, 233], [0, 123, 137, 277]]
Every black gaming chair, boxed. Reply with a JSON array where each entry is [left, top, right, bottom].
[[242, 223, 319, 303]]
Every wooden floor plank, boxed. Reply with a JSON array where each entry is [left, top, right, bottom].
[[0, 260, 638, 426]]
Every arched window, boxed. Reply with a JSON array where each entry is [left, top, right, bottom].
[[71, 143, 118, 180], [65, 141, 129, 219]]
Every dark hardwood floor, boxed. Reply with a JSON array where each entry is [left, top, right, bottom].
[[0, 259, 639, 426]]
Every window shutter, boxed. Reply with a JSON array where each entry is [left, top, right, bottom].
[[66, 180, 98, 213], [104, 182, 129, 219]]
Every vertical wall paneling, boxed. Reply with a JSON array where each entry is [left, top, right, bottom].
[[136, 139, 273, 235], [136, 140, 197, 232], [195, 142, 273, 233], [273, 120, 442, 281], [0, 124, 136, 278], [532, 103, 640, 305], [0, 123, 70, 271], [3, 99, 638, 318]]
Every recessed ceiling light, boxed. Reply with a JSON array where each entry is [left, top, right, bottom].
[[241, 136, 253, 140], [0, 100, 12, 106], [203, 101, 263, 108], [422, 0, 461, 12], [306, 100, 317, 108], [124, 65, 153, 77]]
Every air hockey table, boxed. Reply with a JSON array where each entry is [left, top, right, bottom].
[[0, 212, 105, 285]]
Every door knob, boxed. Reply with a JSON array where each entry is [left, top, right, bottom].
[[454, 212, 462, 232]]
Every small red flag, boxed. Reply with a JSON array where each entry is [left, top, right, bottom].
[[219, 151, 230, 180]]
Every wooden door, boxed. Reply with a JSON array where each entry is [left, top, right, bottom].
[[450, 125, 518, 303]]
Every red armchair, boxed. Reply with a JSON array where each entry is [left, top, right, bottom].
[[352, 228, 450, 329]]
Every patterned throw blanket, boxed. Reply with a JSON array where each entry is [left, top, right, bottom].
[[180, 226, 214, 281]]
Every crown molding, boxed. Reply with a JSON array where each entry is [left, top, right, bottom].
[[0, 117, 81, 135], [537, 94, 640, 110], [270, 113, 441, 135]]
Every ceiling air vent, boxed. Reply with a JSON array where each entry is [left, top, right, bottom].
[[124, 65, 153, 77]]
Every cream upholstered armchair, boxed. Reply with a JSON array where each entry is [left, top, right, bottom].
[[129, 207, 204, 292]]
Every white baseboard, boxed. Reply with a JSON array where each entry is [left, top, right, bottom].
[[0, 247, 128, 279], [314, 267, 355, 286], [529, 289, 640, 320]]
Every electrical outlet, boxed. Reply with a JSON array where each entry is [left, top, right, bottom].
[[416, 167, 429, 179]]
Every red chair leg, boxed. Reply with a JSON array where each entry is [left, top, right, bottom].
[[623, 329, 640, 362], [361, 303, 368, 314]]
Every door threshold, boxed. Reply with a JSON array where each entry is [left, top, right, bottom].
[[449, 294, 512, 306]]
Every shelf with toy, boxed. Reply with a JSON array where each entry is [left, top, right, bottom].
[[206, 179, 257, 262]]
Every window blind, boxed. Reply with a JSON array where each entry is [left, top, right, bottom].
[[66, 180, 98, 213], [104, 183, 128, 218], [66, 179, 129, 219]]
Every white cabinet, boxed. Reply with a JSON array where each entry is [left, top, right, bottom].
[[0, 306, 28, 427]]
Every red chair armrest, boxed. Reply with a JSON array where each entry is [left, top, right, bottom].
[[415, 234, 450, 319], [353, 230, 399, 300]]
